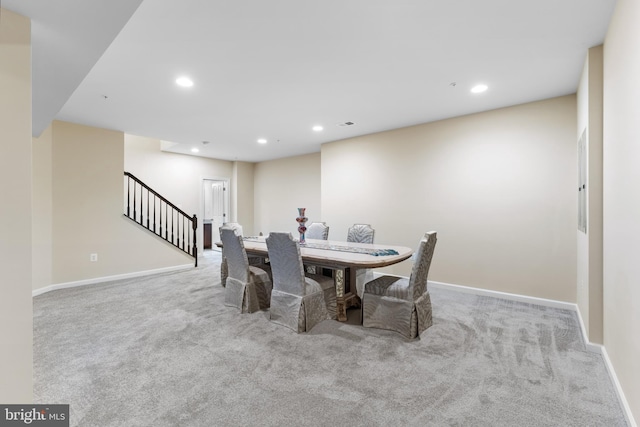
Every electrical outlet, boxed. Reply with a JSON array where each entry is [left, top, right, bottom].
[[90, 253, 98, 262]]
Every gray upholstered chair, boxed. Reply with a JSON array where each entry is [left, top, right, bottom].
[[303, 222, 330, 274], [220, 222, 261, 287], [220, 226, 272, 313], [347, 224, 375, 298], [225, 222, 244, 235], [266, 232, 336, 332], [347, 224, 375, 244], [306, 222, 329, 240], [362, 231, 437, 339]]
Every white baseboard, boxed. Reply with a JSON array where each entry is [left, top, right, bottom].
[[601, 347, 638, 427], [424, 278, 636, 427], [32, 263, 194, 297], [428, 279, 577, 311], [573, 304, 603, 353]]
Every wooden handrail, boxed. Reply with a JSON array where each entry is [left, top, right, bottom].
[[123, 172, 198, 267]]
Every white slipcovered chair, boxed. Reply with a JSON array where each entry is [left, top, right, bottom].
[[220, 222, 262, 287], [362, 231, 437, 339], [304, 222, 329, 274], [347, 224, 375, 298], [306, 222, 329, 240], [225, 222, 244, 235], [220, 226, 272, 313], [266, 232, 336, 332]]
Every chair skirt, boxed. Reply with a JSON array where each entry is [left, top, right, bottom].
[[270, 290, 330, 332], [221, 255, 264, 288], [270, 274, 336, 333], [362, 291, 433, 339], [224, 266, 272, 313]]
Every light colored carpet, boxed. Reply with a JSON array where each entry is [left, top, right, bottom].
[[33, 251, 627, 426]]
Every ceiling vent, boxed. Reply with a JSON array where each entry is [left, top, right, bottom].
[[337, 121, 355, 127]]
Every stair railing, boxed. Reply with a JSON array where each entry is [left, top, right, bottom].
[[124, 172, 198, 267]]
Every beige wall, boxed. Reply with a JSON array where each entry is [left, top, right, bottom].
[[254, 153, 322, 236], [32, 124, 53, 291], [602, 0, 640, 421], [321, 96, 577, 302], [232, 161, 256, 235], [125, 134, 234, 251], [50, 122, 193, 285], [0, 8, 33, 402], [576, 46, 604, 344]]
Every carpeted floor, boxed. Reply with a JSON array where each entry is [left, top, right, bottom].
[[33, 251, 627, 426]]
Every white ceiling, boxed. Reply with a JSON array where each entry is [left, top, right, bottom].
[[4, 0, 616, 162]]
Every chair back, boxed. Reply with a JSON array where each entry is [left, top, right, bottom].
[[347, 224, 375, 244], [224, 222, 244, 236], [220, 226, 249, 282], [265, 232, 307, 295], [306, 222, 329, 240], [409, 231, 437, 300]]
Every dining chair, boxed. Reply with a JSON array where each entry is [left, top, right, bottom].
[[347, 223, 375, 244], [347, 224, 375, 298], [266, 232, 336, 332], [225, 222, 244, 235], [306, 222, 329, 240], [220, 222, 262, 287], [362, 231, 437, 339], [220, 226, 273, 313], [304, 222, 330, 274]]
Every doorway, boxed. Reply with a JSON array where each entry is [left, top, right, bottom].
[[203, 179, 229, 251]]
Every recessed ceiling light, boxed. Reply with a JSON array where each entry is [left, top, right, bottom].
[[257, 138, 267, 144], [176, 76, 194, 88], [471, 84, 488, 94], [312, 125, 323, 132], [191, 148, 200, 153]]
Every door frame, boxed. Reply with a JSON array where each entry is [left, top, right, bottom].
[[200, 176, 230, 253]]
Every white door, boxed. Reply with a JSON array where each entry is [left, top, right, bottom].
[[203, 179, 228, 250]]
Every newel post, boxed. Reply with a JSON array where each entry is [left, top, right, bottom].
[[192, 214, 198, 267]]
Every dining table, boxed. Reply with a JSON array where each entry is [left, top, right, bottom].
[[239, 236, 414, 321]]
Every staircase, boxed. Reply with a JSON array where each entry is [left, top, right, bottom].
[[124, 172, 198, 266]]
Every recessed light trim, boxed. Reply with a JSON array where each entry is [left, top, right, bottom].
[[312, 125, 324, 132], [176, 76, 194, 88], [471, 84, 488, 94], [257, 138, 267, 144], [191, 148, 200, 153]]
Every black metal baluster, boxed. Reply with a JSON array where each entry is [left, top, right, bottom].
[[159, 198, 162, 236], [133, 180, 137, 222], [171, 207, 174, 244], [126, 175, 130, 217], [164, 202, 169, 241], [187, 218, 191, 254], [146, 188, 150, 229], [153, 194, 156, 233]]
